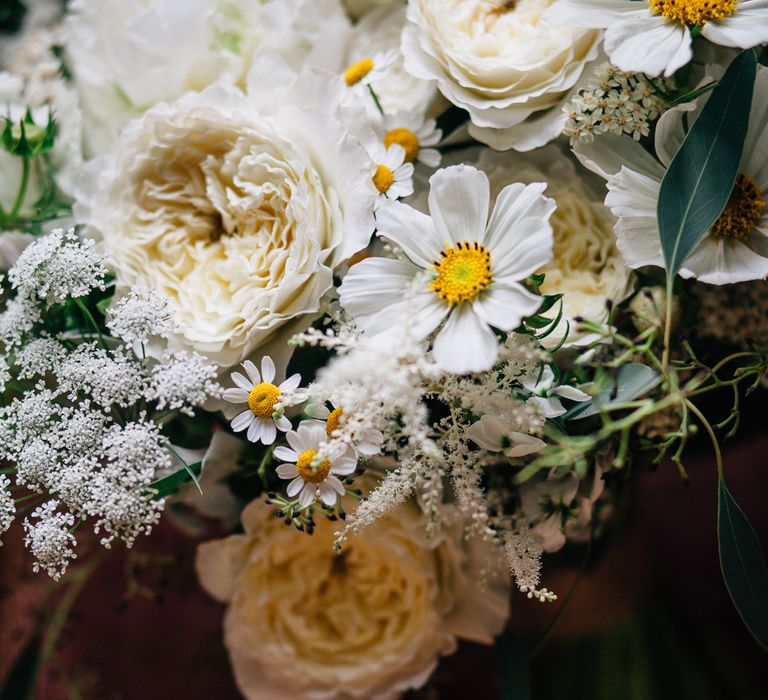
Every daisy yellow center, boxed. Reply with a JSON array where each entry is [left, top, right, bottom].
[[373, 164, 395, 193], [247, 382, 281, 417], [711, 174, 765, 241], [648, 0, 738, 25], [296, 449, 331, 484], [384, 128, 420, 163], [431, 241, 492, 305], [326, 406, 344, 438], [344, 58, 374, 86]]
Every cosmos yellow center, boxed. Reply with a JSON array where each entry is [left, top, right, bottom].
[[326, 406, 344, 438], [296, 449, 331, 484], [373, 165, 394, 193], [384, 128, 420, 163], [344, 58, 374, 86], [648, 0, 737, 25], [711, 174, 765, 241], [431, 241, 492, 305], [247, 382, 281, 417]]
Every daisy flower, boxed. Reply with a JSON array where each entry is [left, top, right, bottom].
[[223, 356, 301, 445], [574, 63, 768, 284], [305, 401, 384, 456], [369, 143, 415, 206], [273, 420, 358, 508], [380, 112, 442, 168], [342, 49, 398, 92], [339, 165, 555, 374], [545, 0, 768, 77]]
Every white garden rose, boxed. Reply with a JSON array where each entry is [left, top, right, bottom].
[[196, 490, 509, 700], [402, 0, 600, 151], [63, 0, 350, 154], [75, 77, 376, 370], [474, 145, 631, 342]]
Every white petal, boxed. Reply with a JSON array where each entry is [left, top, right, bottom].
[[374, 199, 443, 267], [276, 464, 299, 479], [286, 430, 305, 453], [298, 484, 316, 508], [286, 476, 304, 497], [275, 414, 292, 432], [231, 410, 254, 433], [491, 217, 554, 282], [503, 433, 547, 458], [241, 361, 260, 385], [428, 165, 490, 246], [553, 385, 591, 402], [432, 305, 499, 374], [326, 475, 346, 496], [573, 133, 666, 182], [331, 456, 357, 476], [605, 16, 692, 77], [701, 4, 768, 48], [472, 283, 542, 331], [318, 482, 338, 506], [246, 419, 263, 443], [304, 403, 330, 419], [261, 356, 276, 384], [296, 419, 328, 447], [279, 373, 301, 392], [222, 388, 249, 404], [230, 372, 253, 391], [544, 0, 646, 27], [682, 235, 768, 285], [261, 420, 277, 445], [273, 446, 299, 462], [484, 182, 554, 252]]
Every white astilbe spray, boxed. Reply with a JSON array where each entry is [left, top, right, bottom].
[[563, 63, 674, 144], [23, 500, 77, 580], [503, 518, 557, 603], [0, 475, 14, 542], [8, 228, 107, 306], [147, 351, 221, 416], [106, 288, 176, 345]]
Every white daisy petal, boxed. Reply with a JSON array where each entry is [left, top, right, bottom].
[[701, 3, 768, 49], [223, 388, 250, 403], [274, 446, 299, 462], [326, 475, 346, 496], [428, 165, 490, 245], [286, 476, 304, 497], [473, 283, 542, 331], [375, 199, 443, 267], [331, 456, 357, 476], [275, 415, 293, 432], [318, 482, 338, 506], [261, 356, 276, 384], [231, 372, 253, 391], [299, 483, 316, 508], [432, 304, 499, 374], [246, 419, 263, 443], [484, 182, 551, 251], [261, 420, 277, 445], [242, 361, 261, 385], [276, 464, 299, 479], [605, 16, 692, 78], [231, 410, 254, 433], [279, 374, 302, 392]]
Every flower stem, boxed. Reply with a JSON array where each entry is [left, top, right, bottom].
[[9, 156, 30, 221]]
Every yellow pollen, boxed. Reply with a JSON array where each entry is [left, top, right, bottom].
[[344, 58, 374, 86], [247, 382, 281, 417], [431, 241, 492, 305], [373, 164, 394, 193], [711, 174, 765, 241], [384, 128, 420, 163], [296, 449, 331, 485], [648, 0, 737, 25], [326, 406, 344, 439]]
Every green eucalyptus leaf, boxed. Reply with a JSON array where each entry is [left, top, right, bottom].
[[657, 50, 756, 276], [150, 460, 203, 500], [717, 476, 768, 651], [569, 363, 659, 421]]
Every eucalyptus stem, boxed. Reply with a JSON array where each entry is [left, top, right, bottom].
[[685, 398, 724, 479]]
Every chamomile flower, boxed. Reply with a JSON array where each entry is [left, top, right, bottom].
[[370, 143, 415, 206], [223, 356, 301, 445], [380, 112, 442, 168], [342, 49, 398, 93], [273, 420, 358, 508], [545, 0, 768, 78], [339, 165, 555, 374], [305, 401, 384, 456]]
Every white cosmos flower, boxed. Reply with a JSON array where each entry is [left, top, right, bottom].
[[402, 0, 600, 151], [339, 165, 555, 374], [544, 0, 768, 78], [467, 414, 546, 457], [574, 64, 768, 285], [305, 401, 384, 455], [521, 366, 590, 418], [223, 356, 302, 445], [380, 112, 442, 168], [369, 143, 415, 206], [273, 420, 357, 507]]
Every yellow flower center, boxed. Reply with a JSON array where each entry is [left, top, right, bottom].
[[373, 164, 395, 193], [344, 58, 374, 86], [326, 406, 344, 438], [247, 382, 281, 417], [711, 174, 765, 241], [431, 241, 492, 305], [384, 128, 420, 163], [296, 449, 331, 485], [648, 0, 737, 25]]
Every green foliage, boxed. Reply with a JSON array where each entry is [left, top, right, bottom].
[[150, 460, 204, 500], [657, 50, 756, 277], [571, 364, 660, 421], [0, 0, 26, 34], [717, 477, 768, 651], [1, 109, 57, 158]]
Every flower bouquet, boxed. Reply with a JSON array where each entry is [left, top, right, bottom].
[[1, 1, 767, 698]]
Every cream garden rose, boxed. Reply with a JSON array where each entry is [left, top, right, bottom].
[[402, 0, 600, 151], [196, 491, 509, 700], [75, 78, 376, 369]]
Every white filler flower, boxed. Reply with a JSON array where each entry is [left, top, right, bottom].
[[545, 0, 768, 77], [340, 165, 555, 373], [274, 419, 357, 507]]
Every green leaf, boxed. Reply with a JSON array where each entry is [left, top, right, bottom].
[[570, 363, 659, 420], [657, 50, 756, 276], [150, 460, 203, 500], [494, 628, 531, 700], [717, 476, 768, 651]]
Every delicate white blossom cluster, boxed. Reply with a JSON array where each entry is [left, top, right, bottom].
[[503, 518, 557, 603], [563, 63, 674, 143], [0, 230, 221, 577]]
